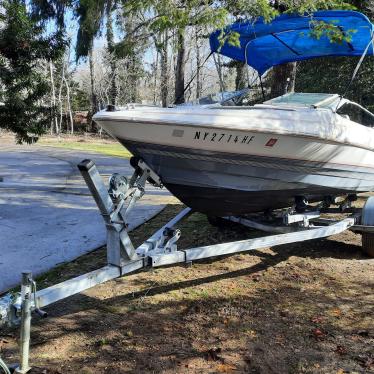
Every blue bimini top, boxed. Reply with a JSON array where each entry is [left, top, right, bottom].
[[209, 10, 374, 75]]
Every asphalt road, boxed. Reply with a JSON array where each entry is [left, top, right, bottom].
[[0, 144, 171, 293]]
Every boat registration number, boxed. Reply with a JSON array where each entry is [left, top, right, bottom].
[[193, 131, 255, 144]]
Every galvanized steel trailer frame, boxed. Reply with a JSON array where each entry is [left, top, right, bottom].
[[0, 159, 372, 373]]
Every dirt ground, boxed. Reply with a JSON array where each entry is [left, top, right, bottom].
[[1, 199, 374, 374]]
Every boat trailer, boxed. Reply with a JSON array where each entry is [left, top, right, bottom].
[[1, 159, 374, 373]]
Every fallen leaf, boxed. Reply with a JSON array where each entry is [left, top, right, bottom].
[[335, 345, 347, 355], [311, 315, 324, 324], [312, 328, 327, 340], [336, 369, 344, 374], [216, 363, 236, 372], [330, 308, 342, 318], [245, 330, 257, 339]]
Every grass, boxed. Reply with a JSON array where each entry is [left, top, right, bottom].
[[39, 138, 132, 158]]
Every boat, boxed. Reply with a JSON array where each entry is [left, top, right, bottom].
[[93, 10, 374, 217]]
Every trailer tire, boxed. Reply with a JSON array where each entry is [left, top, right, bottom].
[[361, 196, 374, 257], [361, 233, 374, 258]]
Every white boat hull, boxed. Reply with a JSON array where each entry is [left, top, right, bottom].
[[94, 106, 374, 215]]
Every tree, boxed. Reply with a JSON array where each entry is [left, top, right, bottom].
[[119, 0, 353, 106], [75, 0, 118, 106], [88, 44, 99, 123], [120, 0, 229, 106], [175, 30, 186, 104], [0, 0, 64, 143], [115, 11, 147, 103], [195, 27, 202, 98], [105, 0, 117, 104], [296, 1, 374, 111]]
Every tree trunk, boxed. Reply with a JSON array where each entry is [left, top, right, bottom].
[[106, 1, 117, 106], [160, 32, 169, 108], [49, 61, 58, 135], [270, 62, 297, 98], [58, 61, 65, 133], [153, 50, 159, 104], [123, 14, 138, 103], [129, 54, 137, 102], [213, 54, 225, 92], [195, 28, 202, 99], [89, 46, 98, 130], [289, 62, 297, 92], [64, 77, 74, 134], [174, 30, 186, 105], [235, 62, 247, 90]]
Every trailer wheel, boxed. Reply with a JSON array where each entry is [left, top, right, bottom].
[[360, 196, 374, 258], [361, 233, 374, 258]]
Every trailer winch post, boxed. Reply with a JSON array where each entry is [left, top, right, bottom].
[[78, 159, 139, 265]]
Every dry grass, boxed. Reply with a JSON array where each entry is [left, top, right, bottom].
[[39, 135, 132, 158]]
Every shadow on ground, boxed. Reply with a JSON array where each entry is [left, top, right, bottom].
[[1, 205, 373, 373]]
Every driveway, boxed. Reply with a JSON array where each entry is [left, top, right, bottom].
[[0, 144, 172, 293]]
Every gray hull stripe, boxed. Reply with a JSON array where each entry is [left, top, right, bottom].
[[135, 147, 374, 182]]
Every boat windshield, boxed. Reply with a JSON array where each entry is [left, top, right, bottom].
[[337, 101, 374, 127], [219, 91, 341, 108], [180, 89, 250, 106], [263, 93, 340, 107], [182, 91, 374, 126]]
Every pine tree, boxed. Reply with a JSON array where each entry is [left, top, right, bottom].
[[75, 0, 118, 106], [296, 1, 374, 111], [0, 0, 64, 143]]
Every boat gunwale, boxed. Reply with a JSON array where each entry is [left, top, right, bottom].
[[94, 116, 374, 154]]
